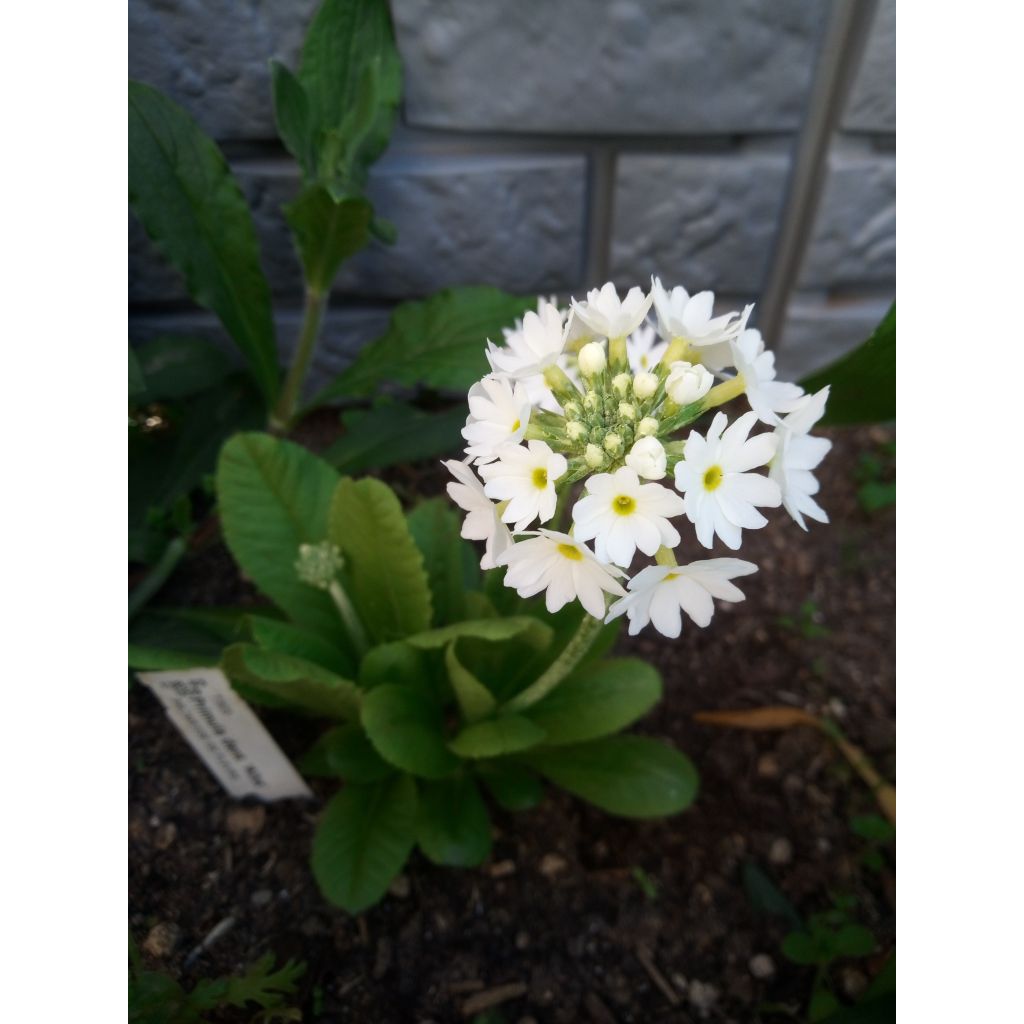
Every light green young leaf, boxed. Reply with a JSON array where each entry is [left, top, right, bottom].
[[299, 723, 393, 782], [246, 615, 355, 678], [221, 643, 361, 720], [444, 643, 496, 723], [311, 287, 534, 404], [328, 477, 432, 643], [358, 641, 428, 691], [407, 497, 480, 626], [312, 774, 417, 914], [416, 775, 492, 867], [525, 659, 662, 745], [128, 82, 278, 405], [361, 684, 459, 779], [402, 617, 552, 652], [448, 715, 546, 759], [524, 736, 698, 818], [284, 186, 372, 293], [216, 433, 339, 640]]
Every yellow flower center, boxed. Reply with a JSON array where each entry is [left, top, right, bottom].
[[512, 418, 521, 432], [557, 543, 583, 561], [664, 572, 679, 581], [612, 494, 636, 516], [532, 467, 548, 489], [703, 465, 723, 491]]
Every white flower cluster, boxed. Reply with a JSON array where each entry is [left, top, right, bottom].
[[445, 279, 832, 639]]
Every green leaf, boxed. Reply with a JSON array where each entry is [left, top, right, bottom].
[[801, 303, 895, 425], [128, 346, 147, 402], [358, 641, 428, 690], [216, 433, 339, 640], [246, 615, 355, 678], [298, 0, 401, 184], [850, 814, 895, 844], [128, 607, 249, 670], [402, 616, 552, 652], [782, 930, 824, 966], [857, 480, 896, 513], [299, 723, 393, 782], [132, 336, 232, 401], [448, 715, 546, 759], [407, 496, 480, 625], [284, 186, 372, 293], [312, 287, 534, 403], [190, 954, 305, 1012], [816, 994, 896, 1024], [833, 924, 876, 958], [475, 761, 544, 811], [361, 684, 459, 779], [416, 775, 492, 867], [809, 989, 841, 1023], [524, 737, 698, 818], [271, 60, 314, 174], [128, 81, 278, 405], [221, 644, 361, 719], [741, 861, 803, 930], [525, 658, 662, 745], [312, 775, 417, 913], [445, 644, 497, 723], [328, 477, 432, 643]]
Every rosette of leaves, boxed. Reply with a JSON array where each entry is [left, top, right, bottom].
[[131, 432, 698, 914]]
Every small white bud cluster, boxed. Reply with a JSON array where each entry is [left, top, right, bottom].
[[295, 541, 344, 590]]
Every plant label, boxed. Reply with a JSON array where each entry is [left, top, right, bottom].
[[137, 668, 313, 801]]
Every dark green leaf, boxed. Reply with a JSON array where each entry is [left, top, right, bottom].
[[189, 954, 304, 1012], [782, 930, 824, 966], [284, 186, 372, 292], [128, 607, 249, 670], [361, 684, 459, 779], [133, 336, 232, 401], [299, 723, 393, 782], [128, 81, 278, 404], [246, 615, 355, 677], [475, 761, 544, 811], [801, 303, 895, 425], [129, 346, 147, 402], [448, 715, 546, 759], [416, 775, 492, 867], [524, 737, 698, 818], [741, 861, 803, 930], [850, 814, 895, 844], [857, 480, 896, 513], [221, 644, 361, 719], [525, 658, 662, 745], [312, 775, 417, 913], [329, 477, 433, 643], [407, 496, 480, 625], [216, 433, 339, 639], [271, 60, 315, 174], [816, 994, 896, 1024], [833, 924, 876, 958], [312, 287, 533, 403], [324, 401, 467, 477], [445, 643, 497, 723], [809, 989, 841, 1023]]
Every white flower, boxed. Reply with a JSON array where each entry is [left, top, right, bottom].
[[571, 282, 654, 340], [651, 276, 743, 348], [462, 376, 531, 462], [497, 529, 626, 619], [770, 386, 832, 530], [625, 436, 667, 481], [443, 459, 514, 570], [572, 466, 684, 568], [627, 323, 667, 372], [673, 411, 781, 550], [730, 328, 804, 425], [578, 341, 608, 376], [486, 300, 566, 378], [665, 361, 714, 405], [479, 440, 568, 531], [605, 559, 756, 638]]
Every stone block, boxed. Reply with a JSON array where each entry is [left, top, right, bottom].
[[843, 0, 896, 133]]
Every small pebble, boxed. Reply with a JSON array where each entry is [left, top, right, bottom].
[[769, 837, 793, 865], [841, 967, 868, 999], [142, 922, 180, 958], [226, 805, 266, 837], [153, 822, 177, 850], [757, 753, 780, 778], [489, 859, 516, 878], [388, 874, 411, 899], [251, 888, 273, 908], [688, 980, 718, 1018], [539, 853, 567, 878], [515, 930, 530, 950], [749, 954, 775, 979]]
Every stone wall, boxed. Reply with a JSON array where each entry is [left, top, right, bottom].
[[129, 0, 895, 390]]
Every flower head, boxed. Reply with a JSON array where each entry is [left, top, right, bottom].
[[625, 436, 667, 481], [770, 387, 833, 530], [606, 559, 757, 637], [486, 299, 566, 378], [479, 440, 567, 531], [497, 529, 626, 619], [571, 282, 654, 340], [444, 459, 514, 570], [651, 276, 743, 349], [462, 376, 532, 463], [673, 411, 781, 550], [572, 466, 684, 567], [627, 323, 667, 372]]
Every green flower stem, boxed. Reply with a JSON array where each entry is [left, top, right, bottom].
[[551, 481, 575, 532], [328, 580, 369, 659], [272, 287, 326, 430], [702, 373, 746, 411], [128, 534, 189, 622], [608, 335, 628, 371], [505, 611, 605, 712], [654, 545, 679, 567]]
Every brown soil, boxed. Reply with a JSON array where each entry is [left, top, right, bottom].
[[129, 418, 895, 1023]]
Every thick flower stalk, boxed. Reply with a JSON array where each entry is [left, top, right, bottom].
[[445, 280, 832, 639]]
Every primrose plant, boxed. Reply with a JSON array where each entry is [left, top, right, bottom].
[[447, 278, 833, 639]]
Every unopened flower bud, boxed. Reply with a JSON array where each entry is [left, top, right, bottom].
[[578, 341, 607, 377], [665, 361, 714, 405], [637, 416, 659, 437], [583, 391, 601, 412], [632, 371, 658, 400], [618, 401, 636, 421], [603, 432, 623, 456], [295, 541, 344, 590], [625, 436, 667, 480], [612, 372, 632, 397], [585, 443, 606, 468], [566, 420, 587, 442], [563, 400, 581, 420]]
